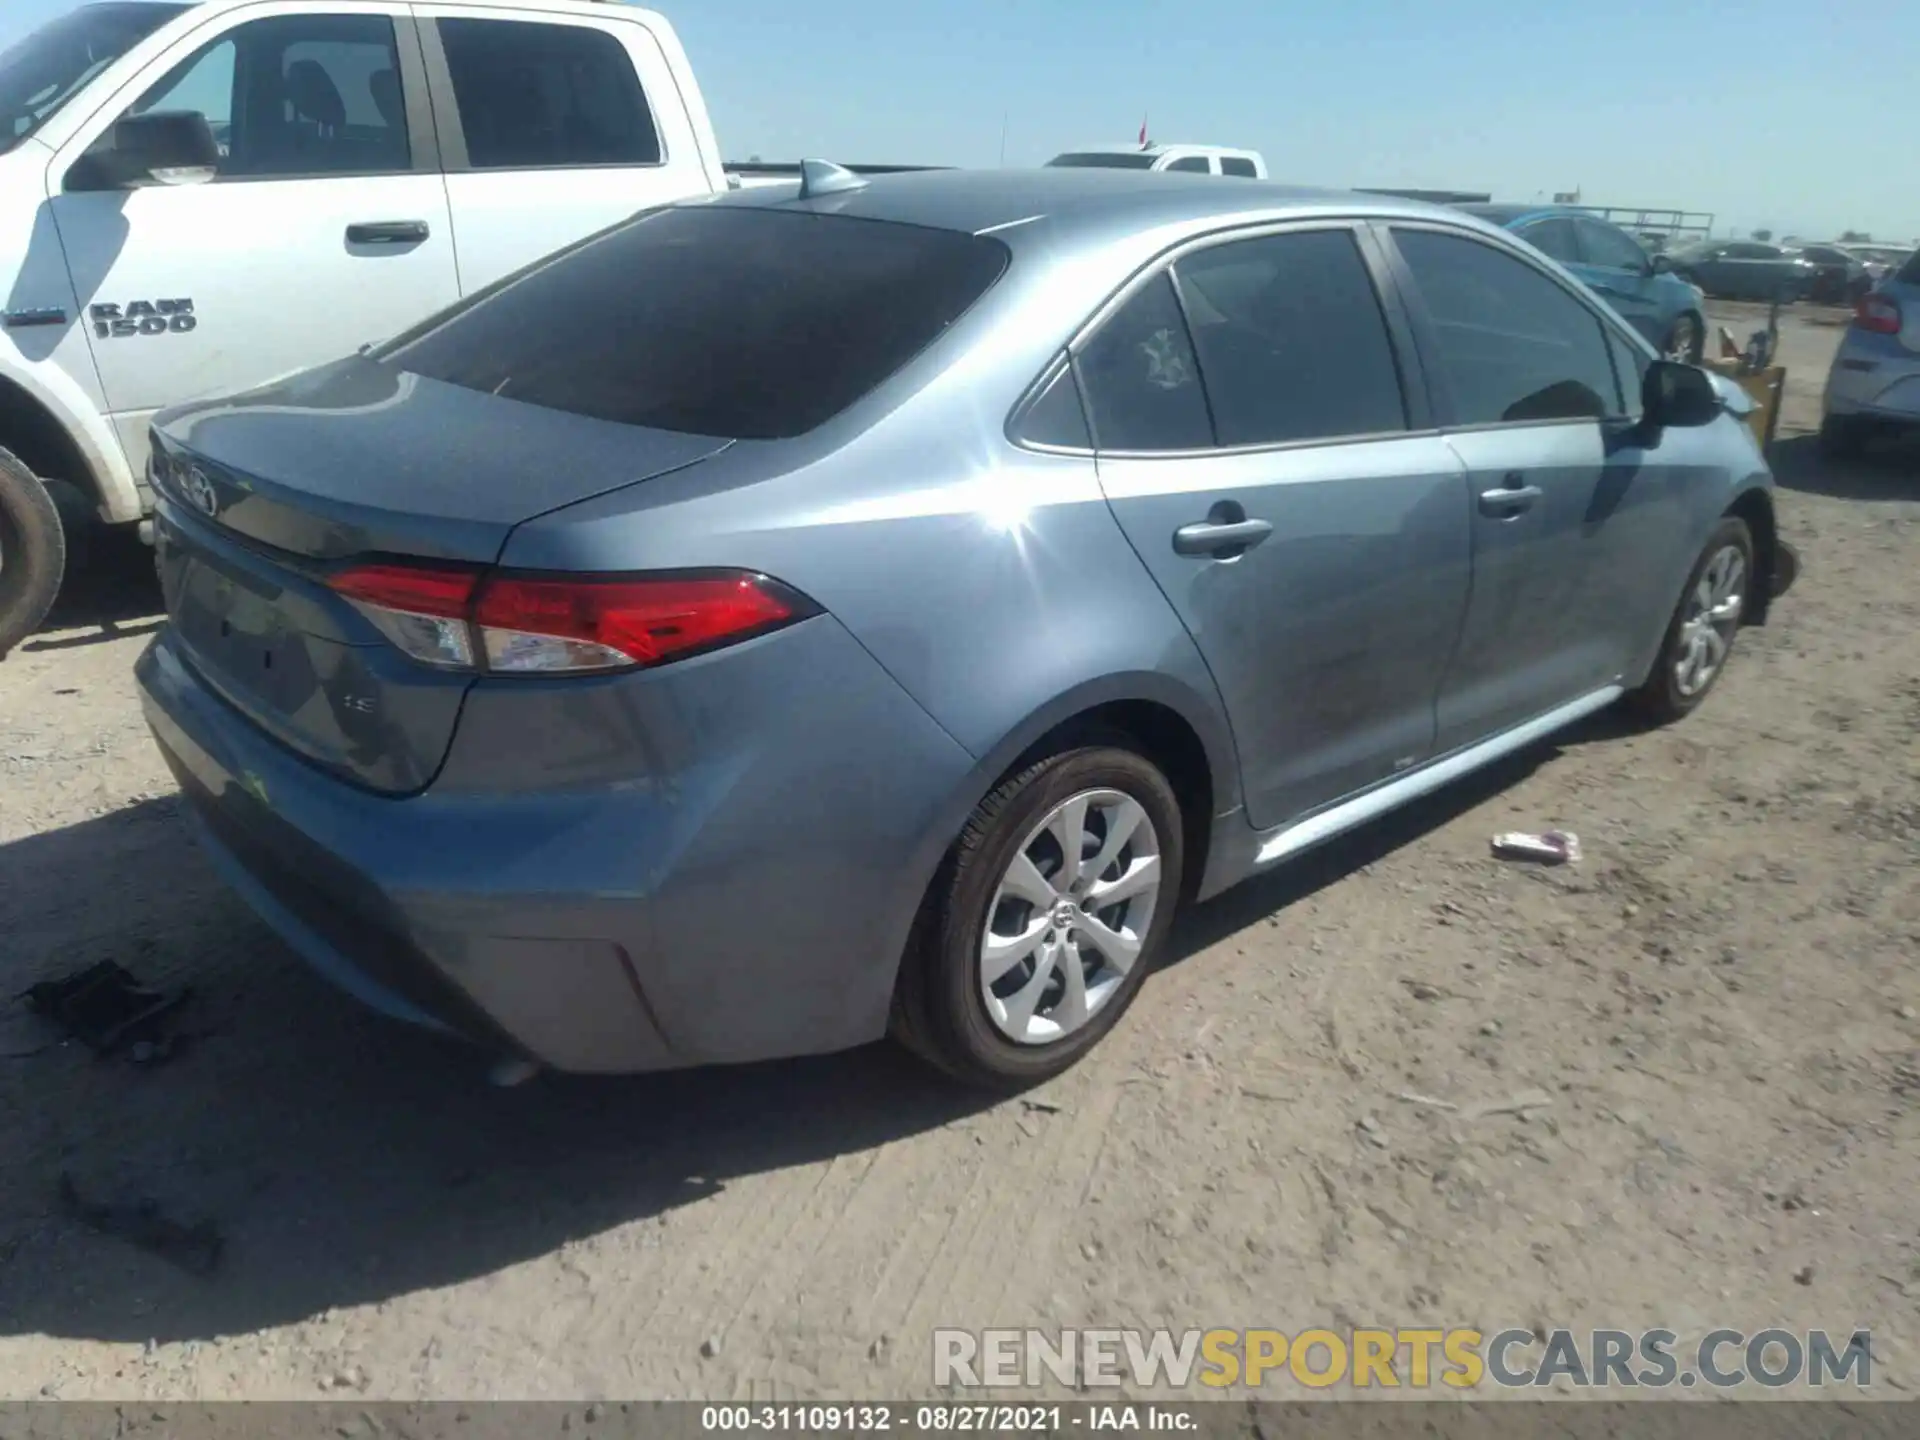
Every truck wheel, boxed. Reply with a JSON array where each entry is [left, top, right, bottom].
[[0, 448, 67, 659]]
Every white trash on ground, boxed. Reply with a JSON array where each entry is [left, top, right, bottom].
[[1491, 830, 1583, 865]]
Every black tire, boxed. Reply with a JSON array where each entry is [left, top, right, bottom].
[[891, 744, 1185, 1090], [1662, 312, 1705, 365], [1627, 517, 1754, 725], [0, 447, 67, 659], [1819, 414, 1870, 460]]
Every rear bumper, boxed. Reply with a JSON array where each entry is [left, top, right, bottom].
[[1823, 337, 1920, 422], [137, 616, 975, 1074]]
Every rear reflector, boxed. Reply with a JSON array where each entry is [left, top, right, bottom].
[[1855, 293, 1901, 334], [326, 564, 812, 675]]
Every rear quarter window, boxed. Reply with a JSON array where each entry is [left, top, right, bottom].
[[377, 207, 1010, 439]]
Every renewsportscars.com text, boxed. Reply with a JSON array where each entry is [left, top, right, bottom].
[[933, 1327, 1874, 1391]]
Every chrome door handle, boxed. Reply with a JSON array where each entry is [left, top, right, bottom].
[[1172, 518, 1273, 557], [1478, 484, 1543, 516]]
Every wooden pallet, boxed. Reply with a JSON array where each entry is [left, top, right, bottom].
[[1700, 358, 1786, 453]]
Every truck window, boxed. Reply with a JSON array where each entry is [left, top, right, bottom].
[[378, 207, 1010, 439], [436, 18, 661, 169], [1165, 156, 1210, 173], [1219, 157, 1258, 178], [0, 2, 187, 154], [1045, 152, 1157, 169], [91, 14, 411, 179]]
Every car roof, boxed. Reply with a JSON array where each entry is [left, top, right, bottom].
[[1454, 202, 1596, 230], [705, 167, 1465, 248]]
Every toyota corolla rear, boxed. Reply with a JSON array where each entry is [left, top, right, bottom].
[[136, 201, 1012, 1073], [1824, 258, 1920, 442]]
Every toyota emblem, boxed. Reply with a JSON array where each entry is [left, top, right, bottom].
[[182, 465, 220, 518]]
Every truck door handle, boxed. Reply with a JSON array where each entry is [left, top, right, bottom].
[[346, 220, 430, 246], [1478, 482, 1543, 516], [1172, 517, 1273, 557]]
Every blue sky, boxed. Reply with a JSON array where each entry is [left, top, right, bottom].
[[8, 0, 1915, 243]]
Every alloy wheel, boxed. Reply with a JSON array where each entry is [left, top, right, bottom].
[[1673, 545, 1745, 698], [978, 788, 1163, 1045]]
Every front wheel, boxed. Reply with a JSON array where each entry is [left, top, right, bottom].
[[1627, 517, 1753, 724], [0, 448, 67, 659], [891, 745, 1185, 1089], [1662, 313, 1705, 365]]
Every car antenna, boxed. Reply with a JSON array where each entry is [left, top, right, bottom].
[[796, 159, 868, 200]]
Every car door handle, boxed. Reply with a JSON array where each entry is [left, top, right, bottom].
[[346, 220, 430, 245], [1172, 518, 1273, 557], [1478, 483, 1544, 516]]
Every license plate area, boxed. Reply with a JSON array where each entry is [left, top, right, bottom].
[[157, 512, 326, 718]]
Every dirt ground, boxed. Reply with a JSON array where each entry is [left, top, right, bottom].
[[1, 302, 1916, 1403]]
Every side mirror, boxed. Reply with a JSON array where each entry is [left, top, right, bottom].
[[1649, 253, 1674, 275], [66, 111, 219, 192], [1641, 359, 1721, 430]]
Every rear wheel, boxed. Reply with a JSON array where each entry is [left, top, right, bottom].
[[1627, 517, 1753, 724], [0, 448, 66, 659], [892, 744, 1184, 1089]]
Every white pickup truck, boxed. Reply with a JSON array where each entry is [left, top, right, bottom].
[[1045, 143, 1269, 179], [0, 0, 863, 653]]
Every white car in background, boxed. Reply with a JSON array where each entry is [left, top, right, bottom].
[[1045, 143, 1268, 179]]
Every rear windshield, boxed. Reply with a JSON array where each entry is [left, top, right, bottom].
[[1897, 249, 1920, 285], [1046, 152, 1157, 169], [377, 206, 1010, 440]]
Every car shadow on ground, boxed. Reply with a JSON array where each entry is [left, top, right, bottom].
[[23, 518, 164, 652], [0, 706, 1612, 1348], [1770, 431, 1920, 502]]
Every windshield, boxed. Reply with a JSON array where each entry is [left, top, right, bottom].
[[1046, 152, 1157, 170], [0, 3, 186, 154]]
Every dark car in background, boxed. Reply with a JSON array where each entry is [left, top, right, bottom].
[[1456, 205, 1707, 362], [1666, 240, 1816, 303], [1792, 245, 1873, 305]]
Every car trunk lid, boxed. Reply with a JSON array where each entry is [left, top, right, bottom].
[[149, 357, 730, 794]]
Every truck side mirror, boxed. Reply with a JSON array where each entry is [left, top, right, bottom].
[[66, 111, 220, 193]]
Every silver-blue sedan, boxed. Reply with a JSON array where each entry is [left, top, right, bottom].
[[137, 165, 1799, 1088]]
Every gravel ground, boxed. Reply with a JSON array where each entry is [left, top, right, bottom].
[[0, 303, 1916, 1402]]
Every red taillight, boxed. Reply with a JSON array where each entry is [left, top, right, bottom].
[[474, 574, 799, 673], [325, 564, 809, 675], [1855, 293, 1901, 334], [329, 562, 479, 617]]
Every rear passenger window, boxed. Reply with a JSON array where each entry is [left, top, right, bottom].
[[1075, 274, 1213, 452], [437, 18, 661, 169], [1517, 217, 1580, 266], [1393, 228, 1622, 426], [1219, 157, 1258, 178], [1174, 230, 1405, 446], [1015, 361, 1092, 449]]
